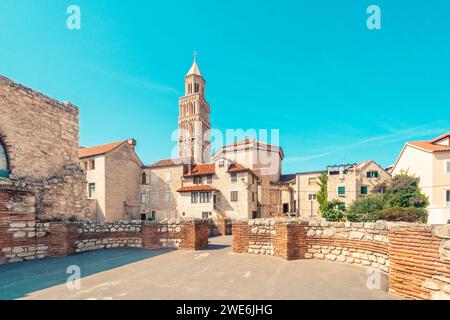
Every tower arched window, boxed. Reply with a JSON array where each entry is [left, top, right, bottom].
[[0, 139, 10, 178], [141, 172, 147, 185]]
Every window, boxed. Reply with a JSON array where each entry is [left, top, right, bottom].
[[283, 203, 289, 213], [194, 177, 201, 185], [0, 140, 9, 178], [218, 161, 225, 168], [361, 186, 368, 195], [202, 212, 211, 219], [151, 172, 158, 184], [88, 183, 96, 198], [140, 213, 147, 221], [252, 192, 255, 202], [338, 186, 346, 197], [446, 190, 450, 207], [309, 194, 317, 201], [139, 193, 147, 204], [151, 192, 158, 204], [89, 160, 95, 170], [83, 161, 88, 171], [308, 178, 317, 185], [207, 175, 213, 184], [231, 172, 238, 182], [165, 171, 172, 182], [195, 83, 200, 93], [191, 192, 198, 203], [446, 161, 450, 173], [230, 191, 238, 202], [367, 171, 379, 179], [199, 192, 210, 203], [165, 192, 172, 202], [141, 172, 147, 184], [151, 211, 156, 220]]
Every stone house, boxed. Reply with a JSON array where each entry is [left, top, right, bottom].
[[140, 158, 191, 221], [177, 159, 259, 219], [79, 139, 143, 221], [0, 75, 91, 220], [326, 161, 392, 208], [212, 138, 284, 217], [392, 131, 450, 224]]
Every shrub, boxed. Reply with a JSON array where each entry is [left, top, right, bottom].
[[322, 200, 346, 222], [378, 206, 427, 223], [384, 172, 429, 209], [346, 194, 384, 222]]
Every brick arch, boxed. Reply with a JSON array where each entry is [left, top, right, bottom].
[[0, 130, 11, 177]]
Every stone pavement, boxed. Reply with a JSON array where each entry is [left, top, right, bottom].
[[0, 236, 400, 300]]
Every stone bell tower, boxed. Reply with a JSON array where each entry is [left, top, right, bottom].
[[178, 54, 211, 163]]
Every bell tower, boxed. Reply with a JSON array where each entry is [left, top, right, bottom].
[[178, 53, 211, 163]]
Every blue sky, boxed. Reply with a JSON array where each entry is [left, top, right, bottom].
[[0, 0, 449, 173]]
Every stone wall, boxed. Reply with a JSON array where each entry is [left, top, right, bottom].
[[232, 218, 450, 300], [305, 220, 390, 273], [0, 75, 79, 179], [0, 75, 91, 221], [0, 200, 209, 266]]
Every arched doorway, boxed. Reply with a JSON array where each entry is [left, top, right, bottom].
[[0, 139, 9, 178]]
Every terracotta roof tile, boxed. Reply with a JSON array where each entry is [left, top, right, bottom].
[[185, 164, 215, 177], [227, 163, 249, 173], [430, 131, 450, 144], [177, 185, 217, 192], [408, 141, 450, 153], [79, 141, 126, 159], [146, 157, 192, 168]]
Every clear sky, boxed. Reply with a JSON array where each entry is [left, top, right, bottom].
[[0, 0, 449, 173]]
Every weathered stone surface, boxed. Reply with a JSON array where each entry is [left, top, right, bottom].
[[433, 225, 450, 239]]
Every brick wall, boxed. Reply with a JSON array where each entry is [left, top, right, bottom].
[[232, 218, 450, 300], [0, 195, 209, 266], [389, 225, 450, 300]]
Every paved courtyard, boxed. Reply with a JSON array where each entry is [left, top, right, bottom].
[[0, 236, 399, 300]]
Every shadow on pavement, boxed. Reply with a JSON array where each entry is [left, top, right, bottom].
[[0, 248, 171, 300]]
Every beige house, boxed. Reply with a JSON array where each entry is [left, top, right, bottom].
[[212, 138, 284, 217], [140, 158, 191, 221], [177, 160, 259, 219], [295, 171, 325, 218], [392, 132, 450, 224], [326, 161, 392, 208], [79, 139, 143, 221]]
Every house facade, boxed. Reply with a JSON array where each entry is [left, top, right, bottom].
[[326, 161, 392, 208], [392, 132, 450, 224], [295, 171, 325, 218], [140, 158, 190, 221], [79, 139, 142, 221]]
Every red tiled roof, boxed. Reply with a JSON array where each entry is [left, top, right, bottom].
[[227, 163, 249, 173], [177, 185, 217, 192], [408, 141, 450, 153], [79, 141, 126, 159], [430, 131, 450, 144], [185, 164, 215, 177], [146, 158, 192, 168]]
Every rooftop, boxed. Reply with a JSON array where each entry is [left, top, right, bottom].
[[79, 141, 126, 159]]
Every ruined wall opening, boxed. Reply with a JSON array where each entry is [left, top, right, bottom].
[[0, 138, 10, 178]]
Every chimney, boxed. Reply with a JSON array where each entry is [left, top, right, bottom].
[[127, 138, 137, 150]]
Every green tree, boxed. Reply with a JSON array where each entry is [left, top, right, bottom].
[[317, 172, 328, 216], [322, 200, 346, 222]]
